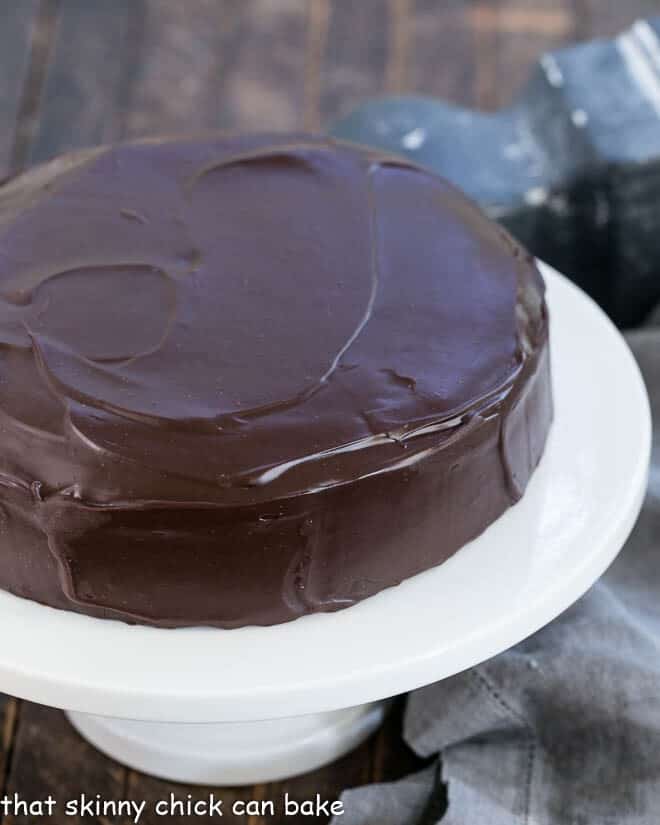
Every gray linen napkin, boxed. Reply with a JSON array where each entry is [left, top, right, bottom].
[[334, 327, 660, 825]]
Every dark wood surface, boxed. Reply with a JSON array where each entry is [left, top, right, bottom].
[[0, 1, 657, 822]]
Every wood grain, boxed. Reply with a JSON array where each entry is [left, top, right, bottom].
[[28, 0, 142, 165], [408, 0, 479, 105], [0, 698, 19, 799], [2, 705, 126, 825], [471, 0, 578, 110], [303, 0, 330, 129], [386, 0, 412, 94], [318, 0, 392, 126], [0, 1, 41, 176], [121, 0, 243, 138], [209, 0, 309, 132]]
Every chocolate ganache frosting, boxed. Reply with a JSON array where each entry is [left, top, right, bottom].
[[0, 134, 552, 628]]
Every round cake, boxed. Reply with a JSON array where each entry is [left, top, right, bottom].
[[0, 134, 552, 628]]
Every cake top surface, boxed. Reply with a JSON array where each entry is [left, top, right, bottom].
[[0, 134, 546, 502]]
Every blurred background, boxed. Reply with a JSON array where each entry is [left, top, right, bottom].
[[2, 0, 659, 172]]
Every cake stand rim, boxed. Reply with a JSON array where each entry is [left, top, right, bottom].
[[0, 262, 651, 722]]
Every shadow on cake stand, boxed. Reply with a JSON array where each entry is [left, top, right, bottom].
[[0, 264, 651, 785]]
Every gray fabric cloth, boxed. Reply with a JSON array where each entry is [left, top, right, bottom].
[[334, 328, 660, 825]]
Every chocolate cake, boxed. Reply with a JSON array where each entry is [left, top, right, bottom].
[[0, 134, 552, 628]]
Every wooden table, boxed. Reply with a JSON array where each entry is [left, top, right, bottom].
[[0, 1, 656, 822]]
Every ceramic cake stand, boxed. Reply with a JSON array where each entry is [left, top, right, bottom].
[[0, 263, 650, 785]]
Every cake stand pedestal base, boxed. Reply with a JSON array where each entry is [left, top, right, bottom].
[[66, 702, 387, 786]]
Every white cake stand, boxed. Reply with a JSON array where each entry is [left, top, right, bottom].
[[0, 264, 650, 785]]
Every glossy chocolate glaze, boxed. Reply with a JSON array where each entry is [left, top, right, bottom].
[[0, 135, 552, 627]]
